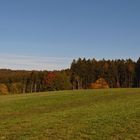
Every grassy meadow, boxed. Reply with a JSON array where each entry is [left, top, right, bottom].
[[0, 89, 140, 140]]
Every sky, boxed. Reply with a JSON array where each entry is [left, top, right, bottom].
[[0, 0, 140, 70]]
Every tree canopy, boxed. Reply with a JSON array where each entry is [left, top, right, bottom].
[[0, 58, 140, 94]]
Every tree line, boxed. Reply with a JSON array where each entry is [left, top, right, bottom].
[[0, 69, 71, 94], [71, 58, 140, 89], [0, 58, 140, 94]]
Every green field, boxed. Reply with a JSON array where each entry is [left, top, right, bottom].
[[0, 89, 140, 140]]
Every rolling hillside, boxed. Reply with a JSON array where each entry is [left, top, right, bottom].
[[0, 89, 140, 140]]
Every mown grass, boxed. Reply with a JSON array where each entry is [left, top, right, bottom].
[[0, 89, 140, 140]]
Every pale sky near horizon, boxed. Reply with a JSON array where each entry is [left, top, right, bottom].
[[0, 0, 140, 70]]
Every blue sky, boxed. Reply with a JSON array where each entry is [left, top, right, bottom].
[[0, 0, 140, 70]]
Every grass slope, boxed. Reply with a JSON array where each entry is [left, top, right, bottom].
[[0, 89, 140, 140]]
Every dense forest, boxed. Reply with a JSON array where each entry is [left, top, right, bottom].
[[0, 58, 140, 94]]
